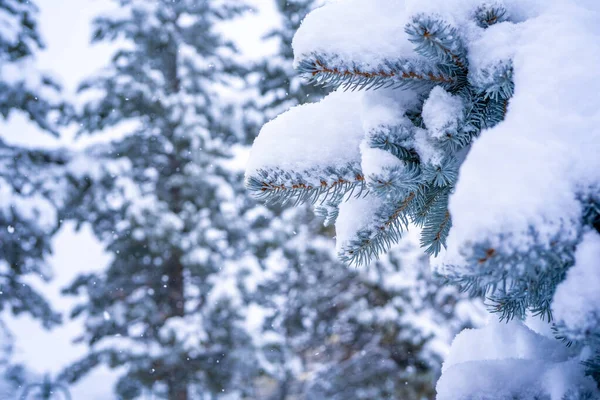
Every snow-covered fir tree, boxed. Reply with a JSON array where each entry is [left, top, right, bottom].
[[0, 0, 72, 344], [0, 323, 23, 398], [0, 2, 85, 396], [247, 0, 600, 398], [59, 1, 265, 399]]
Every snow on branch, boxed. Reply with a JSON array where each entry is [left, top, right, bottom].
[[405, 14, 468, 72], [246, 91, 366, 205], [292, 0, 428, 92], [337, 192, 415, 266], [437, 320, 599, 400], [246, 165, 365, 205], [297, 56, 457, 92]]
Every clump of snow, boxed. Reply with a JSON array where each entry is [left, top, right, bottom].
[[360, 89, 420, 179], [361, 89, 419, 134], [422, 87, 464, 140], [335, 195, 383, 255], [293, 0, 416, 69], [438, 320, 599, 400], [246, 90, 364, 183], [413, 128, 442, 166], [404, 0, 546, 24], [359, 145, 404, 181], [442, 320, 572, 370], [0, 178, 57, 232], [439, 359, 593, 400], [467, 21, 520, 79], [293, 0, 548, 74], [553, 231, 600, 336]]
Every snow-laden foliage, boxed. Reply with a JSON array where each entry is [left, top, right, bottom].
[[0, 0, 76, 332], [247, 0, 516, 265], [437, 320, 599, 400], [0, 0, 69, 134], [247, 0, 600, 398], [0, 3, 89, 397]]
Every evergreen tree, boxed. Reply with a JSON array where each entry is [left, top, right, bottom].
[[247, 0, 600, 398], [60, 1, 262, 399], [0, 322, 23, 398], [0, 0, 71, 333], [0, 2, 80, 396]]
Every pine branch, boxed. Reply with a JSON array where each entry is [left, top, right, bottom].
[[250, 6, 520, 275], [405, 15, 468, 73], [314, 202, 340, 227], [421, 157, 459, 188], [452, 82, 512, 148], [446, 238, 576, 320], [474, 3, 510, 29], [476, 62, 514, 101], [367, 126, 421, 165], [487, 265, 565, 322], [297, 56, 457, 92], [368, 164, 423, 198], [411, 186, 450, 225], [551, 323, 575, 347], [246, 164, 366, 205], [421, 208, 451, 256], [584, 354, 600, 384], [339, 192, 416, 266]]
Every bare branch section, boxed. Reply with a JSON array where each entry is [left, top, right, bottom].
[[296, 55, 457, 91], [246, 164, 367, 205]]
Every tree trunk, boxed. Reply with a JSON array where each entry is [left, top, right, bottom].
[[167, 252, 185, 318], [168, 382, 188, 400], [164, 26, 186, 400]]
